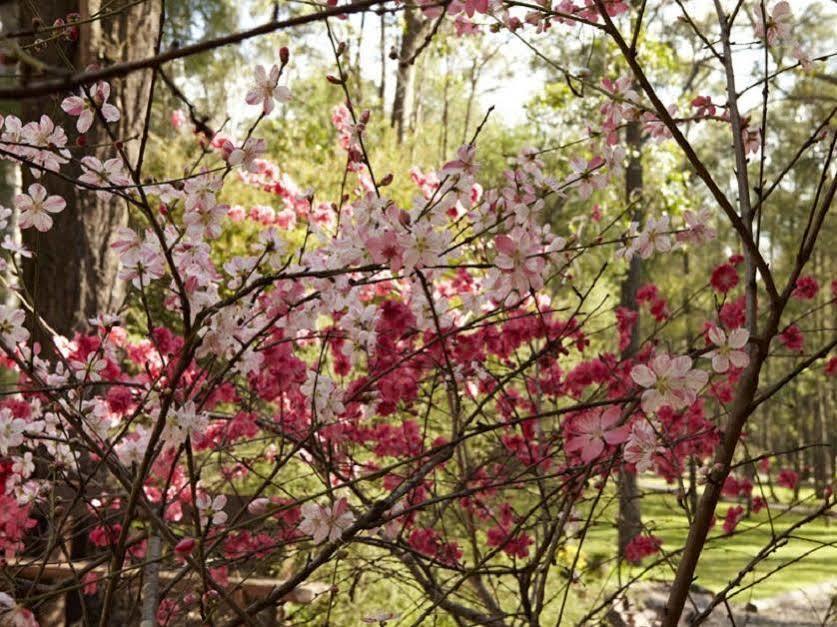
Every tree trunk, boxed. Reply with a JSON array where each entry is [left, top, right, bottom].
[[0, 2, 21, 307], [617, 117, 643, 556], [390, 6, 430, 144], [17, 2, 161, 623], [20, 0, 161, 338]]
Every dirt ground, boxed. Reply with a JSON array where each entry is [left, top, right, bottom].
[[606, 579, 837, 626]]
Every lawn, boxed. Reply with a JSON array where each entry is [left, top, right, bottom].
[[581, 482, 836, 603]]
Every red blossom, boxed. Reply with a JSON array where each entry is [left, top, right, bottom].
[[778, 324, 804, 352], [624, 534, 662, 563], [722, 505, 745, 534], [777, 468, 799, 490], [792, 275, 819, 300], [710, 263, 739, 294]]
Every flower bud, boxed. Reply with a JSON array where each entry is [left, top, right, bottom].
[[174, 538, 196, 556], [248, 497, 270, 516]]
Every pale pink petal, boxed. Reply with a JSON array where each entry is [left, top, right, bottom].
[[707, 326, 725, 346], [494, 234, 516, 256], [97, 81, 111, 101], [77, 110, 94, 133], [603, 424, 629, 445], [684, 368, 708, 389], [101, 103, 120, 123], [312, 524, 329, 545], [565, 435, 585, 453], [598, 406, 622, 428], [670, 355, 693, 377], [727, 328, 749, 349], [631, 365, 656, 388], [641, 389, 660, 413], [580, 438, 605, 463], [61, 96, 85, 116], [651, 353, 672, 377], [14, 194, 32, 212], [729, 350, 750, 369], [42, 196, 65, 213], [227, 149, 244, 166], [32, 212, 53, 232]]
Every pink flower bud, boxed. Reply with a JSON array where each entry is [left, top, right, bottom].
[[174, 538, 195, 556], [248, 498, 270, 516]]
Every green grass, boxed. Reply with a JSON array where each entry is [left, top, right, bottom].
[[581, 485, 837, 603]]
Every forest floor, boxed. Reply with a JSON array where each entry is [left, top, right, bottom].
[[579, 479, 836, 625], [620, 577, 837, 625]]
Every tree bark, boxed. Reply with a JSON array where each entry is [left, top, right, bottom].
[[17, 2, 161, 623], [390, 6, 430, 144], [20, 0, 161, 338], [617, 117, 643, 555]]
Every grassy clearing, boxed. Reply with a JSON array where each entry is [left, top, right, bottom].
[[581, 484, 836, 603]]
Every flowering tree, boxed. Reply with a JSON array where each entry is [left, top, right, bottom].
[[0, 1, 833, 626]]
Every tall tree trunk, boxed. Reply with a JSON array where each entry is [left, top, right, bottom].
[[17, 2, 161, 623], [617, 117, 643, 556], [378, 11, 386, 111], [0, 3, 21, 308], [20, 0, 161, 338], [811, 253, 829, 497], [390, 6, 429, 144]]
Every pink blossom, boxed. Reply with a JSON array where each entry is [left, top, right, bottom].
[[705, 326, 750, 373], [568, 156, 607, 199], [398, 222, 451, 272], [60, 81, 120, 133], [247, 498, 271, 516], [448, 0, 489, 18], [678, 208, 716, 245], [494, 229, 545, 293], [442, 144, 479, 177], [754, 1, 793, 45], [15, 183, 65, 232], [245, 64, 291, 114], [299, 497, 355, 544], [227, 137, 267, 172], [196, 493, 227, 526], [170, 109, 186, 129], [78, 156, 131, 200], [565, 406, 629, 463], [691, 95, 716, 117], [631, 354, 708, 413], [623, 419, 661, 473], [366, 229, 404, 272]]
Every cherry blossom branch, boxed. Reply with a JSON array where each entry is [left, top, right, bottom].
[[0, 0, 391, 99]]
